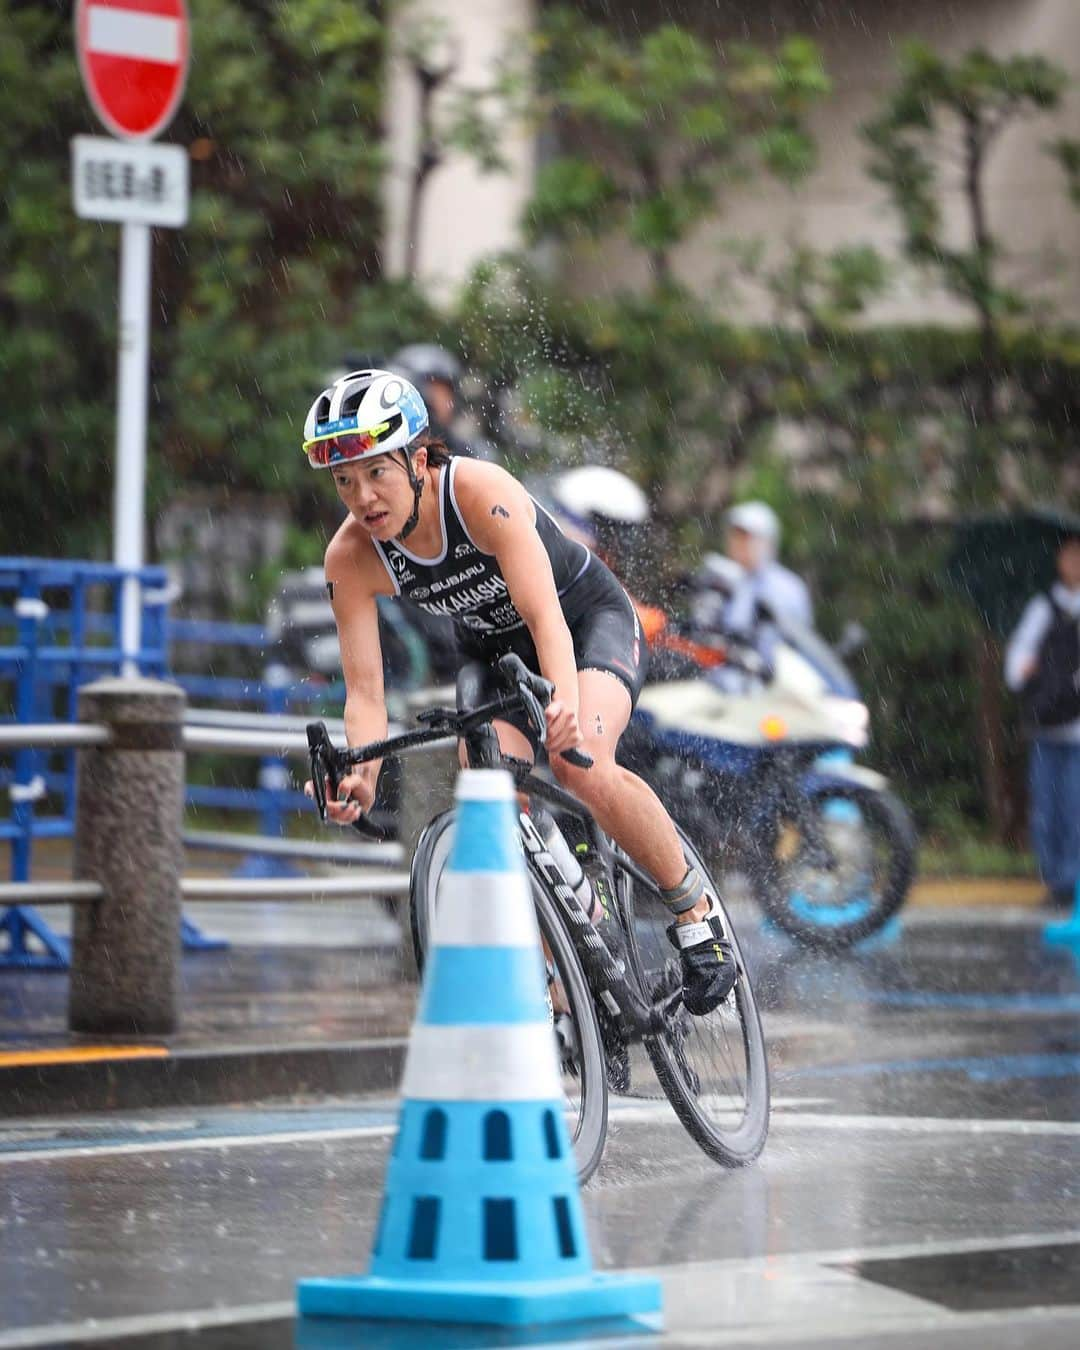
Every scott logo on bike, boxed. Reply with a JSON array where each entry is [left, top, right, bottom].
[[518, 812, 618, 1010], [520, 813, 588, 922]]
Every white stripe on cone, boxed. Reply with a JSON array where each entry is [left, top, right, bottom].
[[433, 871, 540, 948], [401, 1023, 563, 1102], [88, 7, 182, 64]]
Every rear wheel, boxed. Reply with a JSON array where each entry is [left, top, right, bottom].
[[753, 785, 916, 950], [620, 823, 770, 1167], [409, 809, 608, 1183]]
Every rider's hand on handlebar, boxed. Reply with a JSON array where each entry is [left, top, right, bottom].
[[304, 772, 375, 825], [545, 699, 584, 756]]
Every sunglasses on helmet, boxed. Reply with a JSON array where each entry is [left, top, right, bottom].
[[303, 420, 393, 469]]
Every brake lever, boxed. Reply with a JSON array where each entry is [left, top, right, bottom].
[[307, 721, 392, 838], [499, 651, 593, 768], [517, 680, 549, 746], [306, 722, 334, 822]]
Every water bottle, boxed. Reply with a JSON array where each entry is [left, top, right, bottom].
[[538, 812, 593, 911]]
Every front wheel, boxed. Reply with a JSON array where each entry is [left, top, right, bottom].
[[620, 823, 771, 1168], [409, 809, 609, 1184], [753, 785, 916, 950]]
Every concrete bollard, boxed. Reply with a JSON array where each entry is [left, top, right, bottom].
[[68, 677, 187, 1036]]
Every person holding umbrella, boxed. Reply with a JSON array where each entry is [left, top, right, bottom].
[[1004, 526, 1080, 907]]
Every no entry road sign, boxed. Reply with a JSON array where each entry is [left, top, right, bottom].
[[75, 0, 190, 142]]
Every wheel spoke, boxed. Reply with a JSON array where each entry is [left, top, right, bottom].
[[620, 827, 770, 1166], [412, 810, 606, 1182]]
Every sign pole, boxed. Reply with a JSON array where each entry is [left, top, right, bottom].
[[114, 220, 152, 675], [74, 0, 190, 675]]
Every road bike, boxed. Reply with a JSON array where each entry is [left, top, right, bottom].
[[307, 653, 770, 1183]]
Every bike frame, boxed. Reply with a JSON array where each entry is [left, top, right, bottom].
[[309, 689, 676, 1038]]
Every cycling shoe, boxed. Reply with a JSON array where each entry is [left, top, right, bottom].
[[667, 911, 737, 1015]]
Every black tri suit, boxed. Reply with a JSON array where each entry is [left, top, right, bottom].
[[371, 456, 646, 746]]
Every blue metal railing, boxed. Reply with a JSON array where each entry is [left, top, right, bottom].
[[2, 559, 432, 968], [0, 559, 171, 967]]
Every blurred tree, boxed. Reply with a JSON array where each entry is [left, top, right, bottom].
[[0, 0, 388, 558], [0, 0, 116, 558], [865, 43, 1074, 842], [157, 0, 387, 516], [523, 8, 829, 287], [864, 42, 1070, 495]]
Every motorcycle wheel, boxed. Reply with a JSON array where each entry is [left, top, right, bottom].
[[752, 785, 916, 950]]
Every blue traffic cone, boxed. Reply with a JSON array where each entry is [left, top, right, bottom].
[[297, 768, 662, 1331]]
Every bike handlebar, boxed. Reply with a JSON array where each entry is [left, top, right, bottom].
[[306, 652, 593, 837]]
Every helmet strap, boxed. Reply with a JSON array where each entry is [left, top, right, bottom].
[[396, 448, 425, 540]]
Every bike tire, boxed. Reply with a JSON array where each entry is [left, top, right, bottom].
[[754, 785, 917, 950], [621, 823, 771, 1168], [409, 808, 609, 1184]]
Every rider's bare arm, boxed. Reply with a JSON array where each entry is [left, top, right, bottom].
[[454, 460, 583, 751], [320, 523, 394, 816]]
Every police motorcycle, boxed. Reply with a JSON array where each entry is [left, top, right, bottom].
[[618, 570, 917, 951], [538, 471, 915, 949]]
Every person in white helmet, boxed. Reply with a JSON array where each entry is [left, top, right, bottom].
[[716, 500, 813, 637], [549, 465, 650, 539], [301, 369, 737, 1020]]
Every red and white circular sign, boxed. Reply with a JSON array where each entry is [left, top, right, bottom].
[[76, 0, 189, 142]]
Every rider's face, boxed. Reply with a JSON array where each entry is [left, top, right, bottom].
[[331, 456, 414, 538]]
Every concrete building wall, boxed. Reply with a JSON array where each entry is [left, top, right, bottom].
[[382, 0, 1078, 323], [559, 0, 1080, 322], [382, 0, 537, 302]]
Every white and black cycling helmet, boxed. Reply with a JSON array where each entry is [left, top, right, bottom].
[[303, 368, 430, 536]]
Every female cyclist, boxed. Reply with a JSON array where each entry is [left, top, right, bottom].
[[302, 368, 734, 1016]]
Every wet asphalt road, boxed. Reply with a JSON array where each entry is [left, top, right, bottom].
[[1, 907, 1078, 1349]]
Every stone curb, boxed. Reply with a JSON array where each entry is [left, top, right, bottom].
[[0, 1038, 407, 1120]]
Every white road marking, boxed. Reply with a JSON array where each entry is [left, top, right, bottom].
[[5, 1099, 1078, 1165], [0, 1123, 394, 1166], [777, 1111, 1080, 1136], [609, 1098, 1080, 1136], [87, 8, 182, 64]]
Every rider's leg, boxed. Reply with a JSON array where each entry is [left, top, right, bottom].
[[550, 669, 687, 893], [552, 669, 737, 1013]]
